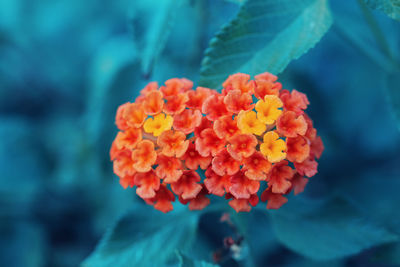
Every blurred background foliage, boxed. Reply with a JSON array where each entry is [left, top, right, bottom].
[[0, 0, 400, 266]]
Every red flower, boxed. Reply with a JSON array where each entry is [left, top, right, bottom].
[[227, 134, 257, 160], [222, 73, 255, 95], [202, 95, 230, 121], [277, 111, 307, 138], [204, 168, 231, 196], [160, 78, 186, 97], [261, 188, 288, 209], [131, 140, 157, 172], [286, 136, 310, 163], [229, 171, 260, 199], [228, 194, 259, 212], [155, 154, 183, 183], [254, 73, 282, 99], [143, 90, 164, 115], [173, 109, 202, 134], [113, 150, 136, 177], [163, 93, 189, 115], [147, 184, 175, 213], [157, 130, 189, 157], [310, 136, 324, 159], [211, 149, 240, 176], [135, 170, 160, 199], [180, 141, 211, 170], [242, 152, 271, 181], [280, 89, 309, 115], [180, 185, 211, 211], [171, 170, 202, 200], [213, 115, 240, 140], [288, 173, 308, 195], [224, 90, 254, 113], [195, 128, 226, 157], [187, 87, 213, 110], [114, 128, 142, 150], [294, 156, 318, 177], [194, 117, 213, 137], [267, 160, 295, 194], [119, 174, 135, 189]]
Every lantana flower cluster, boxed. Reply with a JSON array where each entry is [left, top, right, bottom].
[[110, 72, 324, 213]]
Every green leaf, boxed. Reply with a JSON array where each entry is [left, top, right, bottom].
[[176, 251, 219, 267], [269, 197, 398, 260], [132, 0, 183, 77], [386, 72, 400, 131], [363, 0, 400, 21], [82, 205, 199, 267], [199, 0, 332, 89]]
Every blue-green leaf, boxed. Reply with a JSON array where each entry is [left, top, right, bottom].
[[82, 205, 199, 267], [269, 197, 398, 260], [372, 242, 400, 265], [386, 72, 400, 131], [199, 0, 332, 89], [176, 251, 219, 267], [364, 0, 400, 21]]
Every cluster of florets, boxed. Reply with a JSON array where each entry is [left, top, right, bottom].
[[110, 72, 324, 213]]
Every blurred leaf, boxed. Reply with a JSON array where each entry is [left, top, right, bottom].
[[386, 72, 400, 131], [363, 0, 400, 21], [82, 205, 199, 267], [199, 0, 332, 89], [176, 251, 219, 267], [269, 197, 398, 260], [372, 242, 400, 265], [132, 0, 182, 77]]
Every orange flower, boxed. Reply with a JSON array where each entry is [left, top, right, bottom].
[[242, 152, 271, 180], [155, 154, 183, 183], [171, 170, 202, 200], [202, 95, 230, 121], [204, 167, 231, 196], [267, 160, 295, 194], [229, 171, 260, 199], [131, 140, 157, 172], [180, 141, 211, 170], [163, 93, 189, 115], [187, 87, 213, 110], [276, 111, 307, 138], [135, 170, 160, 199], [227, 133, 257, 160], [113, 150, 136, 177], [280, 89, 309, 115], [114, 128, 142, 150], [224, 89, 254, 113], [260, 188, 288, 209], [173, 109, 202, 134], [211, 149, 240, 176], [157, 130, 189, 157], [111, 75, 322, 212], [213, 115, 240, 140], [294, 156, 318, 177], [143, 90, 163, 115], [195, 128, 226, 157], [286, 136, 310, 163], [146, 184, 175, 213], [222, 73, 255, 94]]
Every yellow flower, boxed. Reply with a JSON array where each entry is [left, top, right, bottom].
[[255, 95, 283, 125], [260, 131, 286, 163], [143, 113, 173, 136], [237, 110, 266, 136]]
